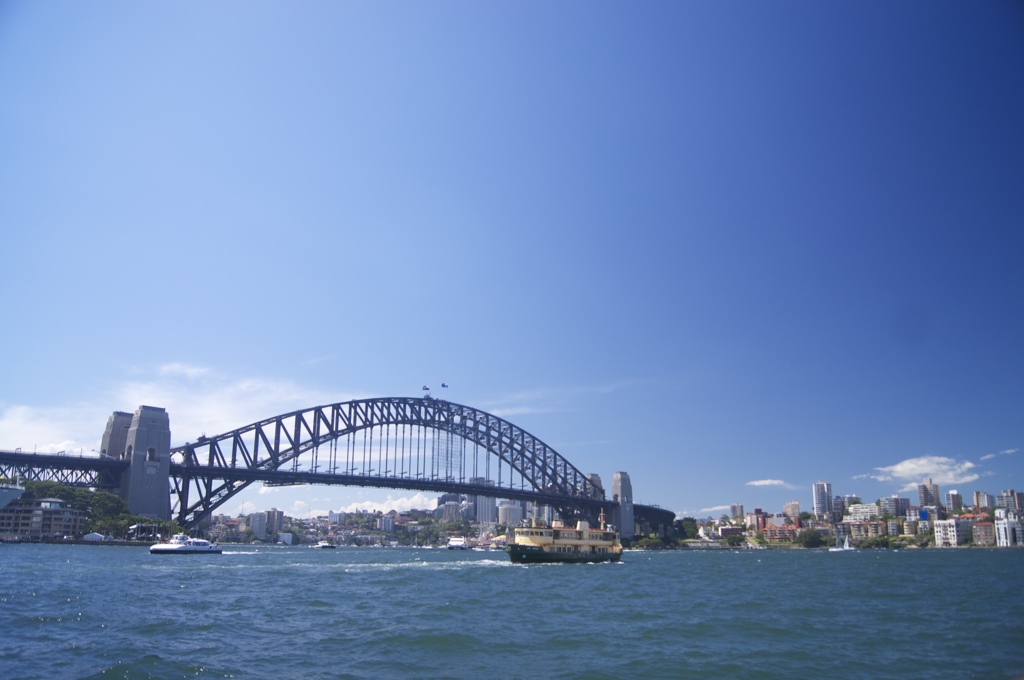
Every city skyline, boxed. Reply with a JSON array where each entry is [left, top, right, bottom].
[[1, 3, 1022, 521]]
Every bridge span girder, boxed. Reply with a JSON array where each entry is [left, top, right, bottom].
[[0, 450, 125, 489]]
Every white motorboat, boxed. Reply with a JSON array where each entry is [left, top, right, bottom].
[[311, 540, 336, 549], [150, 534, 222, 555], [447, 536, 468, 550]]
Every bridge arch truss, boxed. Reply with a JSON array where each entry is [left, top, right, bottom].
[[170, 397, 608, 528]]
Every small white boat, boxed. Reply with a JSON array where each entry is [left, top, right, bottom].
[[829, 536, 854, 552], [447, 536, 468, 550], [311, 540, 336, 549], [150, 534, 222, 555]]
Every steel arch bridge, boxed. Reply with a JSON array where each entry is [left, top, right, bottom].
[[170, 397, 611, 529]]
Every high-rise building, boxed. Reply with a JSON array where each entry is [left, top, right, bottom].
[[441, 501, 462, 524], [918, 478, 940, 508], [611, 472, 635, 540], [944, 490, 963, 513], [783, 501, 801, 519], [328, 510, 345, 525], [973, 491, 996, 508], [266, 508, 284, 536], [996, 490, 1023, 510], [248, 512, 267, 540], [498, 501, 524, 527], [880, 495, 910, 518], [476, 480, 497, 524], [730, 503, 744, 520], [812, 481, 833, 517]]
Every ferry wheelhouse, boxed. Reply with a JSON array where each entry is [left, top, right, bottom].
[[506, 515, 622, 564]]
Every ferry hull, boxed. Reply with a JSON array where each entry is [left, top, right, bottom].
[[506, 544, 621, 564]]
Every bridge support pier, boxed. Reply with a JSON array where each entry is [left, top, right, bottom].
[[101, 406, 171, 520], [611, 471, 635, 541]]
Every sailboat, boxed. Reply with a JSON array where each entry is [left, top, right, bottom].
[[829, 535, 854, 552]]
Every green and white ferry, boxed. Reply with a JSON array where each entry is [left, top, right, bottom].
[[506, 514, 622, 564]]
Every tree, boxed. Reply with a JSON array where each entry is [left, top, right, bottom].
[[795, 529, 825, 548], [635, 535, 666, 550], [675, 517, 698, 540], [724, 534, 746, 547]]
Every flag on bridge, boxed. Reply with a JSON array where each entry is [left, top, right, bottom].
[[422, 385, 430, 391], [441, 382, 449, 388]]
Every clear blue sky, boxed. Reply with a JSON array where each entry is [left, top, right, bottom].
[[2, 1, 1022, 520]]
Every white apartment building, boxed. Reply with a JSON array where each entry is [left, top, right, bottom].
[[934, 519, 969, 547], [847, 503, 880, 521], [995, 510, 1021, 547]]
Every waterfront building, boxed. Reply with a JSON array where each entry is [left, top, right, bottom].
[[995, 510, 1021, 547], [866, 521, 888, 538], [730, 503, 744, 520], [903, 519, 918, 535], [848, 503, 880, 522], [611, 471, 635, 541], [328, 510, 345, 525], [972, 522, 996, 547], [879, 495, 910, 518], [763, 523, 797, 543], [973, 491, 996, 509], [377, 516, 394, 532], [934, 519, 969, 547], [0, 497, 87, 540], [845, 522, 869, 541], [918, 478, 940, 508], [887, 519, 902, 536], [783, 500, 800, 520], [498, 501, 524, 527], [249, 512, 267, 540], [944, 490, 963, 514], [812, 481, 833, 517]]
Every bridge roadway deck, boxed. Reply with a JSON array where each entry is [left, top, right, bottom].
[[171, 463, 617, 513], [1, 450, 674, 531]]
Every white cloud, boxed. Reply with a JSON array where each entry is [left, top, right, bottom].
[[698, 504, 732, 515], [482, 381, 641, 419], [234, 501, 257, 515], [868, 455, 979, 490], [980, 448, 1017, 462], [746, 479, 790, 488], [341, 493, 438, 514], [111, 369, 357, 445], [0, 402, 110, 453], [0, 367, 360, 454], [158, 363, 210, 380]]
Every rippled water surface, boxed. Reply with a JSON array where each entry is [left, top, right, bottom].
[[2, 544, 1022, 679]]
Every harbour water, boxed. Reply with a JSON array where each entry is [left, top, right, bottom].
[[2, 544, 1022, 679]]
